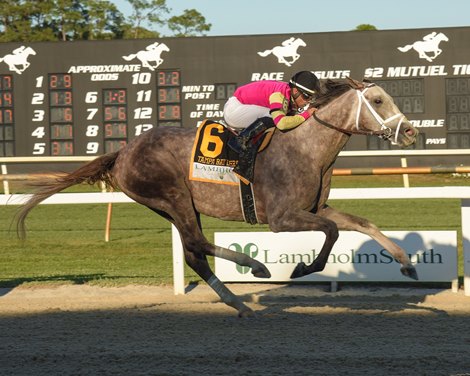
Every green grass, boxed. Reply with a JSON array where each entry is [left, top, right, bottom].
[[0, 174, 468, 288]]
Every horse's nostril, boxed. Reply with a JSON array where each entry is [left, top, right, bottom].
[[405, 127, 415, 137]]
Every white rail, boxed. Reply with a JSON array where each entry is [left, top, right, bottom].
[[1, 149, 470, 165]]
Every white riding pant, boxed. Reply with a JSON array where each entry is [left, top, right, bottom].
[[223, 96, 271, 129]]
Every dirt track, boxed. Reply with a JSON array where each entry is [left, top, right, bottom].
[[0, 284, 469, 376]]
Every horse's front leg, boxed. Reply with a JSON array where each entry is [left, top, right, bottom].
[[268, 208, 339, 278], [318, 205, 418, 280], [142, 61, 155, 71], [419, 51, 433, 62], [10, 65, 22, 74], [277, 56, 291, 67]]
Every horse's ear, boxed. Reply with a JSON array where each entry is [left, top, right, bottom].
[[346, 76, 364, 89]]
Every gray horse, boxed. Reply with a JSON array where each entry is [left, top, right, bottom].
[[17, 79, 418, 317]]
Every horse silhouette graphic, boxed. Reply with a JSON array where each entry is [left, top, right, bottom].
[[257, 37, 306, 67], [0, 46, 36, 74], [122, 42, 170, 71], [397, 32, 449, 62]]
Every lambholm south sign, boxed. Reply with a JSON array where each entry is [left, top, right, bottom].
[[214, 231, 457, 283]]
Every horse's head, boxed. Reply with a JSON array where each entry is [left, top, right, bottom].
[[354, 83, 418, 148], [160, 43, 170, 52], [436, 32, 449, 42], [25, 47, 36, 56]]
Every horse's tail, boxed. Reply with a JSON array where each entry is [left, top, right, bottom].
[[397, 44, 413, 52], [16, 152, 119, 239], [122, 53, 137, 61], [257, 49, 272, 57]]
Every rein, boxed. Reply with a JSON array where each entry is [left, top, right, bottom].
[[312, 111, 385, 136], [312, 83, 405, 143]]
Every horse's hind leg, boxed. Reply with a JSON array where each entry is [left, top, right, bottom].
[[174, 214, 271, 279], [318, 205, 418, 280], [150, 195, 269, 316], [183, 250, 255, 317], [150, 206, 257, 316], [175, 209, 269, 316]]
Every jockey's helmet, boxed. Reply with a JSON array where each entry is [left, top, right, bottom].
[[289, 71, 320, 99]]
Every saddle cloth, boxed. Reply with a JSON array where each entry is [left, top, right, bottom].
[[189, 119, 240, 185], [189, 119, 273, 185]]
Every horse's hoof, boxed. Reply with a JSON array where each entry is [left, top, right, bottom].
[[401, 265, 419, 280], [238, 307, 256, 318], [290, 262, 307, 279], [252, 264, 271, 279]]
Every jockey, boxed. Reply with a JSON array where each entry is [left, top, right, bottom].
[[224, 70, 321, 183]]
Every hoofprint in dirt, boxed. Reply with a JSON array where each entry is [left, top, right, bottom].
[[0, 284, 469, 376]]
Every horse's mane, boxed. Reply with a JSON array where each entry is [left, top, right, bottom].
[[314, 77, 364, 108]]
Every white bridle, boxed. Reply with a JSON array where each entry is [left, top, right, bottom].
[[355, 85, 406, 145]]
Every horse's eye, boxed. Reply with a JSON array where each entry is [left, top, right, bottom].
[[374, 98, 383, 105]]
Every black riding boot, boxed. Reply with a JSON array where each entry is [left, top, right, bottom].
[[228, 117, 274, 154], [230, 117, 275, 183]]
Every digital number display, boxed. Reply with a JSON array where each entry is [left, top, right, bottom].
[[375, 79, 424, 114], [376, 79, 424, 96], [446, 96, 470, 113], [158, 105, 181, 120], [158, 88, 180, 103], [49, 74, 72, 89], [104, 123, 127, 138], [104, 140, 127, 153], [50, 90, 73, 106], [50, 107, 73, 123], [0, 92, 13, 107], [48, 74, 73, 154], [215, 83, 237, 100], [50, 124, 73, 139], [393, 97, 424, 113], [0, 109, 14, 124], [446, 78, 470, 95], [445, 79, 470, 135], [447, 133, 470, 148], [447, 114, 470, 131], [0, 74, 14, 156], [157, 71, 180, 86], [103, 89, 127, 105], [104, 106, 127, 121], [0, 75, 13, 90], [156, 121, 180, 127], [0, 125, 14, 140], [156, 70, 181, 127], [51, 141, 74, 156], [0, 141, 14, 156]]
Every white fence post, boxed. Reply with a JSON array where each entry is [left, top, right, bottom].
[[1, 164, 9, 195], [171, 225, 185, 295], [462, 199, 470, 297], [400, 158, 410, 188]]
